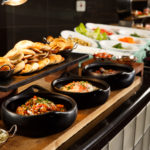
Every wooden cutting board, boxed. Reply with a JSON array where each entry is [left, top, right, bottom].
[[0, 76, 142, 150]]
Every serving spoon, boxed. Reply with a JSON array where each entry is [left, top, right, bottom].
[[1, 0, 27, 6], [0, 125, 17, 146]]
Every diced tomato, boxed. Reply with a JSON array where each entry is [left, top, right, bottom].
[[100, 29, 113, 35], [93, 28, 113, 35]]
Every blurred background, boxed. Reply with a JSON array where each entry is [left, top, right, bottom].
[[0, 0, 150, 56]]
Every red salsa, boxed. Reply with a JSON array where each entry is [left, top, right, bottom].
[[16, 96, 66, 116]]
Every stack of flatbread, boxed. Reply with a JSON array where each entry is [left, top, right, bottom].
[[46, 36, 74, 53], [2, 37, 73, 74]]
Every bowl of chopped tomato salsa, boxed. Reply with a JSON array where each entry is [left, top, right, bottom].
[[1, 85, 77, 137]]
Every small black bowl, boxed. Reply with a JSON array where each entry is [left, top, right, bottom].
[[51, 76, 110, 109], [0, 64, 14, 79], [1, 85, 77, 137], [82, 62, 135, 90]]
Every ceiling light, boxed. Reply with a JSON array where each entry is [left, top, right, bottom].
[[1, 0, 27, 6]]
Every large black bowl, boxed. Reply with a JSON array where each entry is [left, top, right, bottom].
[[1, 85, 77, 137], [82, 62, 135, 90], [51, 77, 110, 109]]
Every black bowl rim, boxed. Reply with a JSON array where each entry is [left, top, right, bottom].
[[82, 62, 135, 77], [2, 90, 77, 118], [51, 76, 110, 95]]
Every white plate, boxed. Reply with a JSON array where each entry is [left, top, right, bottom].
[[72, 44, 132, 57], [109, 34, 146, 46], [99, 40, 139, 54], [60, 30, 97, 48]]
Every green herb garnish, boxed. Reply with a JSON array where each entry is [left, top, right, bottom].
[[113, 43, 124, 49], [130, 33, 141, 38]]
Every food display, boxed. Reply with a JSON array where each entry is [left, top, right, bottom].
[[60, 81, 98, 93], [16, 95, 66, 116], [67, 37, 91, 47], [94, 67, 119, 75], [2, 36, 74, 74], [75, 23, 108, 41]]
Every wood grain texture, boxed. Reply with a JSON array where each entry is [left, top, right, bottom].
[[0, 76, 142, 150]]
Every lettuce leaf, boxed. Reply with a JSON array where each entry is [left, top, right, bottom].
[[75, 23, 108, 41], [75, 23, 87, 36]]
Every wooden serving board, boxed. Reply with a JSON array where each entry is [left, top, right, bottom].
[[0, 76, 142, 150]]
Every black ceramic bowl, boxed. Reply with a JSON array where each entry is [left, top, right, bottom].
[[1, 85, 77, 137], [51, 77, 110, 109], [82, 62, 135, 90], [0, 64, 14, 79]]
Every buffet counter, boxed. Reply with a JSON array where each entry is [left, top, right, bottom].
[[0, 59, 144, 150], [0, 23, 150, 150]]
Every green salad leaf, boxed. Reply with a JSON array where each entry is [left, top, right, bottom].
[[76, 23, 87, 36], [130, 33, 141, 38], [75, 23, 108, 41], [113, 43, 125, 49]]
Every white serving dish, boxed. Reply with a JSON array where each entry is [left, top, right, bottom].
[[109, 34, 146, 46], [72, 45, 105, 55], [72, 44, 132, 57], [86, 22, 150, 40], [118, 28, 150, 39], [61, 30, 98, 48], [99, 40, 140, 54]]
